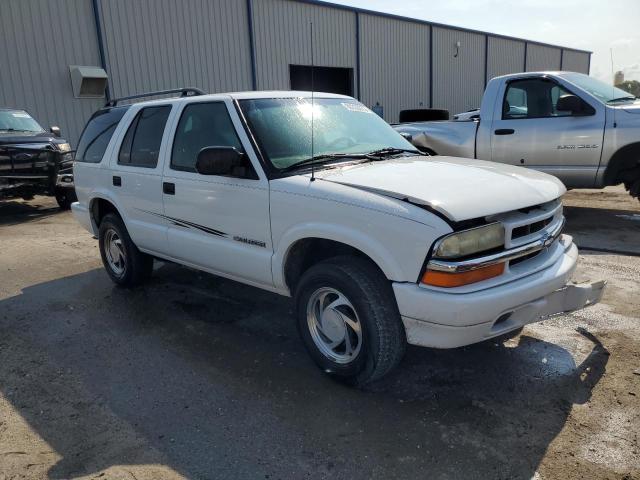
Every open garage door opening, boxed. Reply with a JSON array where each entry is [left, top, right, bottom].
[[289, 65, 354, 96]]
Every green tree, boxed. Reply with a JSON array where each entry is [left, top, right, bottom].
[[615, 80, 640, 97]]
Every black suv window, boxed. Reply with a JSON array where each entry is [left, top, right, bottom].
[[171, 102, 246, 174], [118, 106, 171, 168], [76, 107, 128, 163]]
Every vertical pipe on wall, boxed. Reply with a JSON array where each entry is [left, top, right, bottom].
[[429, 26, 433, 108], [484, 35, 489, 87], [587, 53, 591, 75], [355, 11, 360, 99], [246, 0, 257, 90], [523, 41, 528, 71], [91, 0, 110, 101], [560, 49, 564, 70]]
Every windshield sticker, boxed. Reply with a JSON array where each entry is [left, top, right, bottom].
[[12, 113, 30, 118], [341, 102, 373, 114]]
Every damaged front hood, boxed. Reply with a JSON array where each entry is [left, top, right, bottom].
[[315, 156, 566, 221]]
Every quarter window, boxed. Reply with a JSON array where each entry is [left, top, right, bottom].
[[171, 102, 245, 174], [76, 107, 128, 163], [118, 106, 171, 168]]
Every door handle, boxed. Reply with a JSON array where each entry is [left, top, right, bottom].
[[163, 182, 175, 195], [113, 176, 121, 186], [494, 128, 515, 135]]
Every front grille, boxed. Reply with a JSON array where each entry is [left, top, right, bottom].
[[512, 216, 553, 240]]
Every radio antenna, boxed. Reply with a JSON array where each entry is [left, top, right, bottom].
[[310, 21, 316, 182], [610, 48, 617, 128]]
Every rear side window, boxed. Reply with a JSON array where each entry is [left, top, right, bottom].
[[118, 106, 171, 168], [75, 107, 128, 163]]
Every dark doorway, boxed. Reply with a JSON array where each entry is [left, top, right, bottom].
[[289, 65, 354, 96]]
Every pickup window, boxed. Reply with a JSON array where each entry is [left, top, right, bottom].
[[171, 102, 246, 175], [118, 106, 171, 168], [503, 79, 586, 120]]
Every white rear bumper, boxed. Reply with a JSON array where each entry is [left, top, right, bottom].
[[393, 236, 605, 348], [71, 201, 95, 235]]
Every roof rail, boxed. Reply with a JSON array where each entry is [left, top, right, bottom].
[[104, 87, 205, 107]]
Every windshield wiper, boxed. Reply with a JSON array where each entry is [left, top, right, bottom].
[[281, 153, 371, 172], [608, 96, 636, 103], [366, 147, 424, 157]]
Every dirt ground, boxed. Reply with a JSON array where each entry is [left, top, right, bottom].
[[0, 187, 638, 480]]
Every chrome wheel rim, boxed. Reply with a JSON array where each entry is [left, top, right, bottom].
[[306, 287, 362, 364], [104, 228, 126, 277]]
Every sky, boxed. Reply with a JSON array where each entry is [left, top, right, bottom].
[[331, 0, 640, 84]]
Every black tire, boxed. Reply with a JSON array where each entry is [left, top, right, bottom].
[[294, 256, 406, 386], [493, 327, 524, 343], [55, 187, 77, 210], [98, 213, 153, 287]]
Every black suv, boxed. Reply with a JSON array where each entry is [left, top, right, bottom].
[[0, 108, 76, 209]]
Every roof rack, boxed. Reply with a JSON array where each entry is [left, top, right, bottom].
[[104, 87, 205, 107]]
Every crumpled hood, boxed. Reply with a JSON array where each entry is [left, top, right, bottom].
[[315, 156, 566, 221]]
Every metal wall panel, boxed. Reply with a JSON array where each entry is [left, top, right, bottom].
[[98, 0, 253, 99], [0, 0, 104, 146], [526, 44, 562, 72], [358, 14, 429, 123], [251, 0, 357, 91], [487, 36, 526, 81], [432, 27, 486, 115], [562, 50, 590, 74]]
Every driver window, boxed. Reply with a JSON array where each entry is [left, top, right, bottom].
[[503, 79, 577, 119], [171, 102, 252, 177]]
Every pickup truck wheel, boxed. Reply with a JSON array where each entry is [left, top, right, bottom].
[[295, 256, 406, 386], [98, 213, 153, 287]]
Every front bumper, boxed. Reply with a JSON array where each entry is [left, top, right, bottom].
[[393, 235, 605, 348], [55, 172, 74, 188]]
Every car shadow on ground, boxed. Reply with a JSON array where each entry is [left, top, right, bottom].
[[0, 263, 609, 479], [564, 205, 640, 255], [0, 198, 61, 226]]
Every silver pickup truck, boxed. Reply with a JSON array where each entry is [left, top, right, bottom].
[[394, 72, 640, 200]]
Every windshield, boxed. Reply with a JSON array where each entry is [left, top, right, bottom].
[[0, 110, 44, 133], [239, 97, 417, 170], [560, 72, 635, 103]]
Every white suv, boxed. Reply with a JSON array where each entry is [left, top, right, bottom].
[[72, 89, 604, 385]]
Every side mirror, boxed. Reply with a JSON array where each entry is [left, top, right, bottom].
[[50, 126, 61, 137], [556, 95, 591, 115], [195, 146, 245, 176]]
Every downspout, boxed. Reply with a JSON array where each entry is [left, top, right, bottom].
[[91, 0, 111, 101], [246, 0, 258, 90]]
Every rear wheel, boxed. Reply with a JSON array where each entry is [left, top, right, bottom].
[[98, 213, 153, 287], [295, 256, 406, 386]]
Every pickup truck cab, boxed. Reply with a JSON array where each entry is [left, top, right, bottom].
[[395, 72, 640, 200], [72, 89, 604, 385]]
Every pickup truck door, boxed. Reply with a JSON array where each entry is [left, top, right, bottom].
[[161, 99, 273, 287], [490, 77, 605, 188]]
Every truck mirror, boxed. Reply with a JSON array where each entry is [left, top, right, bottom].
[[195, 146, 245, 176], [556, 95, 587, 115], [50, 126, 61, 137]]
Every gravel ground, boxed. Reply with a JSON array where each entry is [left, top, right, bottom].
[[0, 187, 638, 480]]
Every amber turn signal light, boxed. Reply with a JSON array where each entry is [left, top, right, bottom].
[[421, 262, 505, 288]]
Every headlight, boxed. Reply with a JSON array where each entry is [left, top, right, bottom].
[[57, 143, 71, 152], [433, 222, 504, 259]]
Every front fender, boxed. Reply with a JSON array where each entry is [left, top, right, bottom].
[[272, 222, 412, 291]]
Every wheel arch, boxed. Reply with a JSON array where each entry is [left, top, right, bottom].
[[89, 195, 126, 234], [276, 228, 406, 294], [603, 141, 640, 186]]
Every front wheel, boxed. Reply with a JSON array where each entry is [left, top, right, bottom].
[[98, 213, 153, 287], [295, 256, 406, 386], [55, 187, 77, 210]]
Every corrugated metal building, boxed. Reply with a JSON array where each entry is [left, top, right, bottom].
[[0, 0, 591, 145]]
